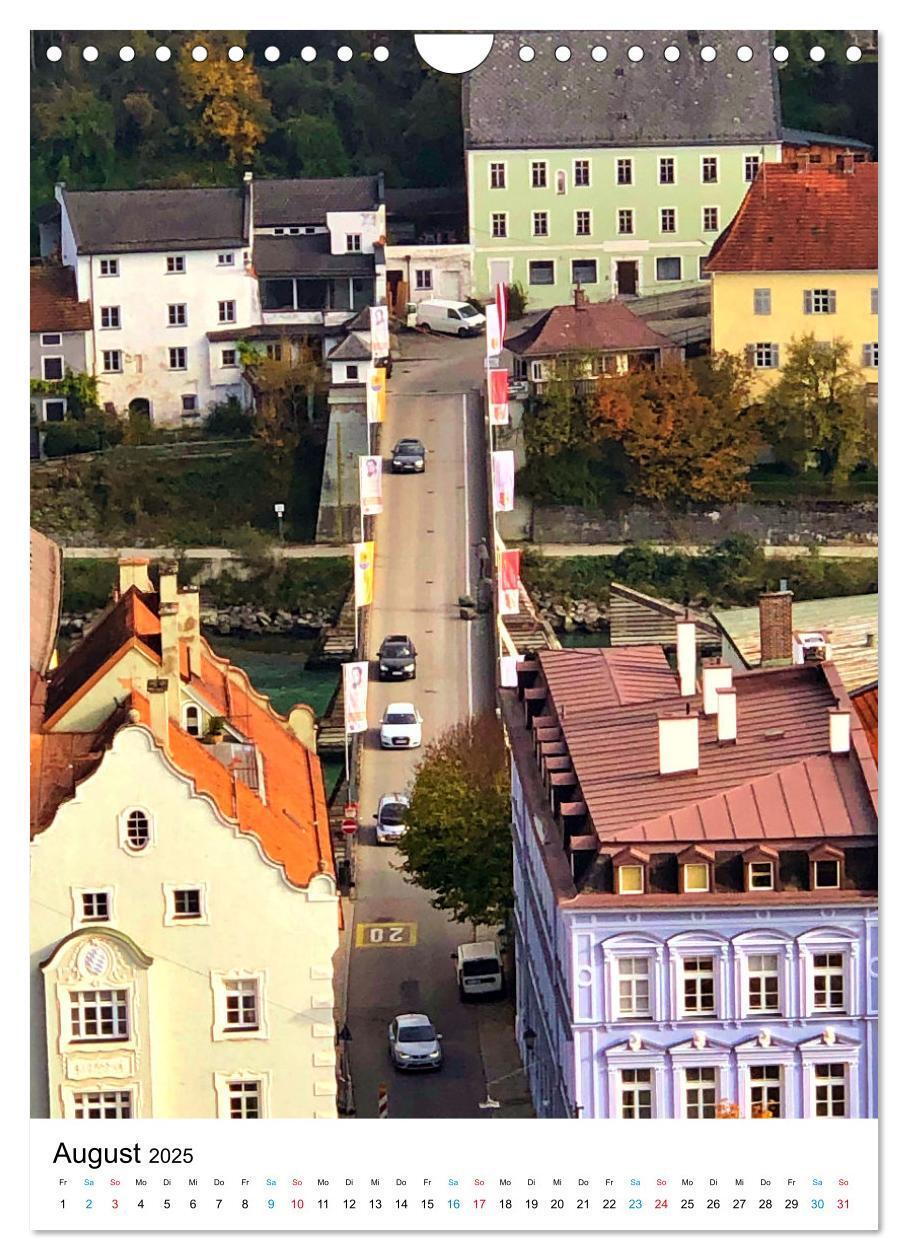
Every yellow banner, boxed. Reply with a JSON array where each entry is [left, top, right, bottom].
[[353, 541, 374, 608], [367, 365, 387, 424]]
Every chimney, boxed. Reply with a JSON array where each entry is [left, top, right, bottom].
[[573, 285, 588, 309], [759, 590, 794, 666], [146, 678, 170, 750], [795, 150, 810, 172], [118, 556, 153, 596], [716, 688, 737, 743], [178, 586, 202, 677], [829, 705, 851, 754], [837, 152, 856, 175], [658, 714, 699, 775], [243, 170, 255, 251], [159, 602, 181, 683], [702, 662, 733, 715], [159, 560, 178, 606], [676, 617, 697, 697]]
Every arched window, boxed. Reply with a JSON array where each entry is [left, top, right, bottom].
[[556, 169, 567, 195], [125, 810, 151, 851], [183, 703, 201, 737]]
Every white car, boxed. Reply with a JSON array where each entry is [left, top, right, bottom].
[[415, 299, 486, 338], [380, 702, 423, 749], [388, 1013, 444, 1071], [374, 793, 409, 845]]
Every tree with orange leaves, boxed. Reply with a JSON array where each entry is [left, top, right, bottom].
[[178, 34, 272, 166]]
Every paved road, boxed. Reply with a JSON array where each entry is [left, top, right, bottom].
[[345, 333, 500, 1118]]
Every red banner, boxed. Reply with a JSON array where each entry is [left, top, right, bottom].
[[498, 549, 520, 616], [488, 368, 509, 426]]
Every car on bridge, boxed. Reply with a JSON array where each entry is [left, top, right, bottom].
[[380, 702, 423, 749], [378, 634, 417, 680], [390, 438, 426, 473], [374, 793, 410, 845]]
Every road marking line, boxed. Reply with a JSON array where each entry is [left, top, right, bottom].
[[355, 921, 418, 948], [463, 392, 474, 720]]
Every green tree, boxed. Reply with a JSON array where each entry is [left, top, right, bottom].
[[279, 114, 350, 176], [396, 714, 513, 926], [760, 335, 875, 481]]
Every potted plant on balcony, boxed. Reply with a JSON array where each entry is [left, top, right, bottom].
[[203, 715, 227, 744]]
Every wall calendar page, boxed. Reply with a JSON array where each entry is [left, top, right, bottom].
[[21, 7, 884, 1243]]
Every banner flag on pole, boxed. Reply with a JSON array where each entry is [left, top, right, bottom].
[[485, 302, 502, 358], [491, 449, 515, 513], [367, 365, 387, 424], [498, 548, 520, 617], [495, 280, 508, 341], [342, 661, 369, 735], [359, 455, 383, 516], [499, 653, 524, 688], [369, 305, 390, 361], [353, 541, 374, 608], [487, 368, 509, 426]]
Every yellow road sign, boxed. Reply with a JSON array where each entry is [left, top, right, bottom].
[[355, 921, 418, 947]]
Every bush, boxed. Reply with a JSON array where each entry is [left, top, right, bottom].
[[42, 419, 122, 458], [507, 281, 528, 320], [205, 397, 254, 437], [61, 559, 118, 613]]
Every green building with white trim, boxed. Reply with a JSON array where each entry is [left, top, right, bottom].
[[463, 30, 782, 307]]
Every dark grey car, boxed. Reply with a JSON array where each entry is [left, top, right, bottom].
[[391, 438, 426, 473], [378, 634, 417, 680]]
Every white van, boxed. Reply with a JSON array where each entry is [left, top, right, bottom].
[[415, 299, 486, 338], [453, 940, 504, 999]]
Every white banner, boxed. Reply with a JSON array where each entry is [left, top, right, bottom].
[[359, 455, 383, 516], [343, 661, 369, 735], [485, 302, 502, 358], [491, 449, 515, 513], [370, 305, 390, 360]]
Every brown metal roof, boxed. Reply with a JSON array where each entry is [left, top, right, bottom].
[[504, 298, 676, 359], [851, 682, 878, 765], [609, 582, 719, 649]]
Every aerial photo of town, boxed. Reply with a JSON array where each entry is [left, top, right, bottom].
[[29, 29, 878, 1123]]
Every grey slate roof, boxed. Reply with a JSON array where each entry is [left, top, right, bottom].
[[463, 31, 781, 149], [62, 187, 246, 253], [253, 234, 376, 278], [326, 332, 372, 362], [254, 176, 382, 226]]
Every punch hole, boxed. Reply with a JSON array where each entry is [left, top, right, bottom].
[[846, 45, 863, 62], [46, 46, 62, 62], [519, 46, 535, 63], [191, 46, 208, 63], [156, 47, 172, 63], [82, 46, 98, 62], [736, 45, 753, 63], [301, 47, 317, 63], [700, 45, 717, 63], [373, 45, 390, 62], [628, 46, 644, 63], [555, 45, 571, 62], [264, 46, 280, 63], [591, 46, 607, 62], [228, 47, 244, 62], [664, 46, 680, 63], [119, 46, 135, 63], [810, 46, 826, 63], [773, 46, 789, 63], [338, 46, 354, 62]]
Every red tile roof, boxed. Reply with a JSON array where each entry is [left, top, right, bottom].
[[706, 161, 877, 273], [30, 265, 93, 333], [505, 298, 677, 358], [532, 649, 877, 842], [851, 682, 878, 765]]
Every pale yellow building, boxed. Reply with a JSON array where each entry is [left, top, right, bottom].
[[707, 158, 878, 396], [31, 558, 340, 1119]]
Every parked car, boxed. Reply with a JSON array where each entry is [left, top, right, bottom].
[[380, 702, 423, 749], [453, 940, 505, 1000], [378, 634, 417, 680], [391, 438, 426, 473], [388, 1013, 444, 1070], [415, 299, 485, 338], [374, 793, 409, 845]]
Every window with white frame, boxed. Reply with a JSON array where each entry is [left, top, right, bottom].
[[701, 156, 718, 183], [102, 349, 122, 373], [805, 288, 837, 314], [169, 347, 188, 371], [528, 261, 555, 286], [43, 399, 66, 422], [575, 210, 591, 236], [571, 259, 597, 286], [218, 252, 235, 266], [702, 206, 719, 232], [656, 257, 682, 282], [172, 888, 203, 920], [100, 305, 121, 329], [863, 343, 879, 368], [531, 160, 547, 188], [682, 862, 710, 892], [221, 349, 237, 368], [532, 211, 549, 237], [223, 978, 260, 1031], [123, 809, 151, 851], [40, 332, 62, 347], [753, 289, 772, 316], [660, 208, 677, 233], [491, 213, 507, 238], [813, 858, 841, 889], [218, 300, 236, 324], [489, 162, 506, 189], [752, 343, 779, 369], [682, 956, 715, 1015], [617, 864, 644, 894], [747, 953, 780, 1013], [659, 157, 675, 185], [346, 234, 362, 253], [414, 269, 432, 290], [617, 957, 651, 1018], [748, 859, 775, 889], [616, 158, 633, 185], [42, 356, 64, 381], [685, 1067, 717, 1118], [574, 159, 590, 187], [744, 154, 761, 182], [72, 1090, 133, 1119], [181, 394, 198, 414], [166, 255, 186, 274], [620, 1068, 652, 1118], [812, 952, 846, 1011], [617, 208, 634, 234], [749, 1065, 783, 1117], [80, 891, 110, 923], [168, 303, 187, 327], [99, 258, 119, 277], [814, 1063, 847, 1117], [227, 1079, 262, 1118], [182, 703, 202, 735], [69, 988, 130, 1042]]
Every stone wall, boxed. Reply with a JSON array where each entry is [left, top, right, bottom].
[[530, 501, 878, 547]]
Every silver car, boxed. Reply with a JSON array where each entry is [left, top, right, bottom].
[[388, 1013, 444, 1071], [374, 793, 409, 845]]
